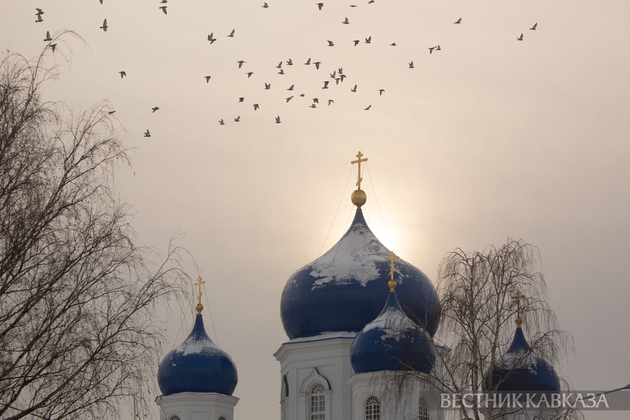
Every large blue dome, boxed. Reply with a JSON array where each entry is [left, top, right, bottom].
[[280, 209, 440, 340], [350, 290, 436, 374], [158, 314, 238, 396], [483, 326, 560, 392]]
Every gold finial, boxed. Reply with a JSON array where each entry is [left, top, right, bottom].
[[194, 277, 205, 315], [385, 251, 400, 292], [512, 290, 524, 328], [350, 151, 368, 208]]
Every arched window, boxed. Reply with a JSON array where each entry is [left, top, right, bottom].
[[418, 396, 429, 420], [365, 396, 380, 420], [218, 417, 226, 420], [168, 416, 180, 420], [310, 383, 326, 420]]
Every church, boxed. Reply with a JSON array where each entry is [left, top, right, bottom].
[[154, 153, 560, 420]]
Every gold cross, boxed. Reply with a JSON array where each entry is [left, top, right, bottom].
[[385, 251, 399, 291], [194, 277, 205, 314], [351, 151, 368, 190], [512, 290, 524, 327]]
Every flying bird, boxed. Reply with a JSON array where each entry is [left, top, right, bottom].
[[310, 104, 317, 108], [275, 116, 281, 124], [44, 31, 52, 41], [338, 67, 343, 74], [234, 116, 240, 122], [246, 72, 253, 78], [159, 6, 167, 14], [99, 0, 103, 3], [237, 60, 246, 68], [327, 40, 334, 47], [351, 84, 357, 92], [322, 81, 329, 89], [368, 0, 375, 3], [262, 2, 269, 7], [350, 4, 357, 7], [161, 0, 167, 3], [144, 130, 151, 137], [390, 42, 396, 46], [228, 29, 235, 37], [364, 105, 371, 110], [49, 43, 57, 52], [208, 33, 216, 43], [313, 98, 319, 104], [100, 19, 108, 31], [365, 36, 371, 44], [517, 33, 523, 41], [436, 45, 441, 51], [287, 84, 294, 90], [317, 3, 324, 10], [286, 96, 293, 102], [330, 71, 336, 78], [353, 40, 360, 46], [530, 22, 537, 30], [408, 61, 414, 68], [108, 110, 116, 114], [340, 74, 346, 81], [253, 104, 259, 110], [151, 106, 159, 113], [286, 58, 293, 65], [219, 119, 225, 125], [454, 18, 462, 24], [313, 61, 321, 69], [264, 83, 271, 89], [378, 89, 384, 96], [35, 8, 44, 22], [429, 47, 435, 54], [278, 69, 285, 75], [304, 57, 311, 65], [328, 99, 334, 106], [204, 76, 211, 83], [239, 97, 245, 102], [276, 61, 283, 68], [342, 17, 349, 24], [119, 71, 126, 78]]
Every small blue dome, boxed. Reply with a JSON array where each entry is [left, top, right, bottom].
[[350, 291, 436, 374], [280, 209, 440, 340], [158, 314, 238, 396], [484, 327, 560, 392]]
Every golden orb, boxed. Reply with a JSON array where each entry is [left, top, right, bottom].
[[196, 303, 204, 315], [351, 189, 367, 208]]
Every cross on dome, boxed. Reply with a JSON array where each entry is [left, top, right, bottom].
[[351, 151, 368, 190], [385, 251, 399, 292], [512, 290, 525, 328], [195, 277, 205, 314]]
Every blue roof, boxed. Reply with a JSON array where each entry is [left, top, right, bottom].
[[350, 291, 436, 374], [157, 314, 238, 396], [280, 209, 440, 340], [484, 327, 560, 392]]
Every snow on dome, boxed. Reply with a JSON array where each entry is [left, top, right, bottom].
[[483, 326, 560, 392], [158, 314, 238, 396], [280, 209, 440, 340], [350, 291, 436, 374]]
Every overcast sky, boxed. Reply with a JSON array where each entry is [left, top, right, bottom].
[[2, 1, 630, 419]]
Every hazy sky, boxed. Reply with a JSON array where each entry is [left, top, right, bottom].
[[2, 1, 630, 419]]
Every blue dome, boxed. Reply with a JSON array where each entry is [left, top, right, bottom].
[[280, 209, 440, 340], [483, 327, 560, 392], [158, 314, 238, 396], [350, 291, 436, 374]]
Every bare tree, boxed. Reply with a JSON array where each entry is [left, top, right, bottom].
[[385, 239, 576, 420], [0, 44, 190, 420]]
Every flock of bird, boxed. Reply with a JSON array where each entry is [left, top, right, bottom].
[[31, 1, 539, 136]]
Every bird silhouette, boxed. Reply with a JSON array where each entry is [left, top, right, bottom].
[[338, 67, 343, 74], [286, 58, 293, 65], [49, 44, 57, 52], [275, 116, 281, 123], [313, 98, 319, 104], [368, 0, 374, 3], [327, 40, 334, 47], [159, 6, 167, 14], [317, 3, 324, 10], [287, 84, 294, 90], [390, 42, 396, 46], [517, 33, 523, 41], [253, 104, 259, 110], [35, 8, 44, 22], [454, 18, 462, 24], [239, 97, 245, 102], [276, 61, 283, 68], [286, 96, 293, 102], [351, 84, 357, 92], [278, 69, 285, 75], [365, 36, 371, 43], [234, 116, 240, 122], [108, 110, 116, 114], [219, 119, 225, 125], [322, 81, 329, 89], [378, 89, 384, 96], [409, 61, 414, 68], [304, 58, 311, 65], [300, 94, 305, 97], [100, 19, 108, 31], [350, 4, 357, 6], [340, 74, 346, 81], [144, 129, 151, 137], [262, 2, 269, 7], [364, 105, 371, 110], [530, 22, 537, 30], [205, 76, 211, 83], [335, 78, 341, 85], [310, 104, 317, 108], [151, 106, 159, 113], [44, 31, 52, 41], [208, 33, 216, 43], [246, 72, 253, 78], [228, 29, 235, 37], [313, 61, 321, 69], [429, 47, 435, 54], [161, 0, 167, 3], [36, 15, 43, 23], [353, 40, 360, 46], [342, 17, 349, 24], [99, 0, 103, 4], [237, 60, 246, 68], [119, 71, 126, 78], [436, 45, 441, 51], [264, 83, 271, 89], [328, 99, 334, 106], [330, 71, 336, 78]]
